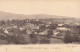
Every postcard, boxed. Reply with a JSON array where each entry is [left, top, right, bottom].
[[0, 0, 80, 52]]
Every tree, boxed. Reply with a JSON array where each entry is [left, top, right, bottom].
[[63, 31, 73, 43], [47, 29, 53, 38], [48, 23, 57, 30]]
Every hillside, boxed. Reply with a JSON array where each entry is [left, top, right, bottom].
[[0, 11, 80, 23]]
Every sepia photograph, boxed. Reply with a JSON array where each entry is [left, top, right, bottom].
[[0, 0, 80, 45], [1, 0, 80, 52]]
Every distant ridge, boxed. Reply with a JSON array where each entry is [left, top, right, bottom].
[[0, 11, 79, 21]]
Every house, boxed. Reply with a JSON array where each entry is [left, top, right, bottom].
[[58, 24, 64, 27], [4, 29, 9, 34], [45, 24, 50, 27], [39, 30, 48, 36], [56, 27, 70, 31], [54, 32, 60, 36], [19, 27, 25, 30], [26, 30, 32, 34]]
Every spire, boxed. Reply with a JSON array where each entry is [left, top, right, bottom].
[[36, 16, 39, 21]]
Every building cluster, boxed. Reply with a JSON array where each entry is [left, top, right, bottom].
[[0, 18, 80, 44]]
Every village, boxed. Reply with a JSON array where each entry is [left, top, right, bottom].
[[0, 18, 80, 44]]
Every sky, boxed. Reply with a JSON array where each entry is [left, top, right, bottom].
[[0, 0, 80, 18]]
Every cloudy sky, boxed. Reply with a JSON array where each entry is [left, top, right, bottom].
[[0, 0, 80, 18]]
